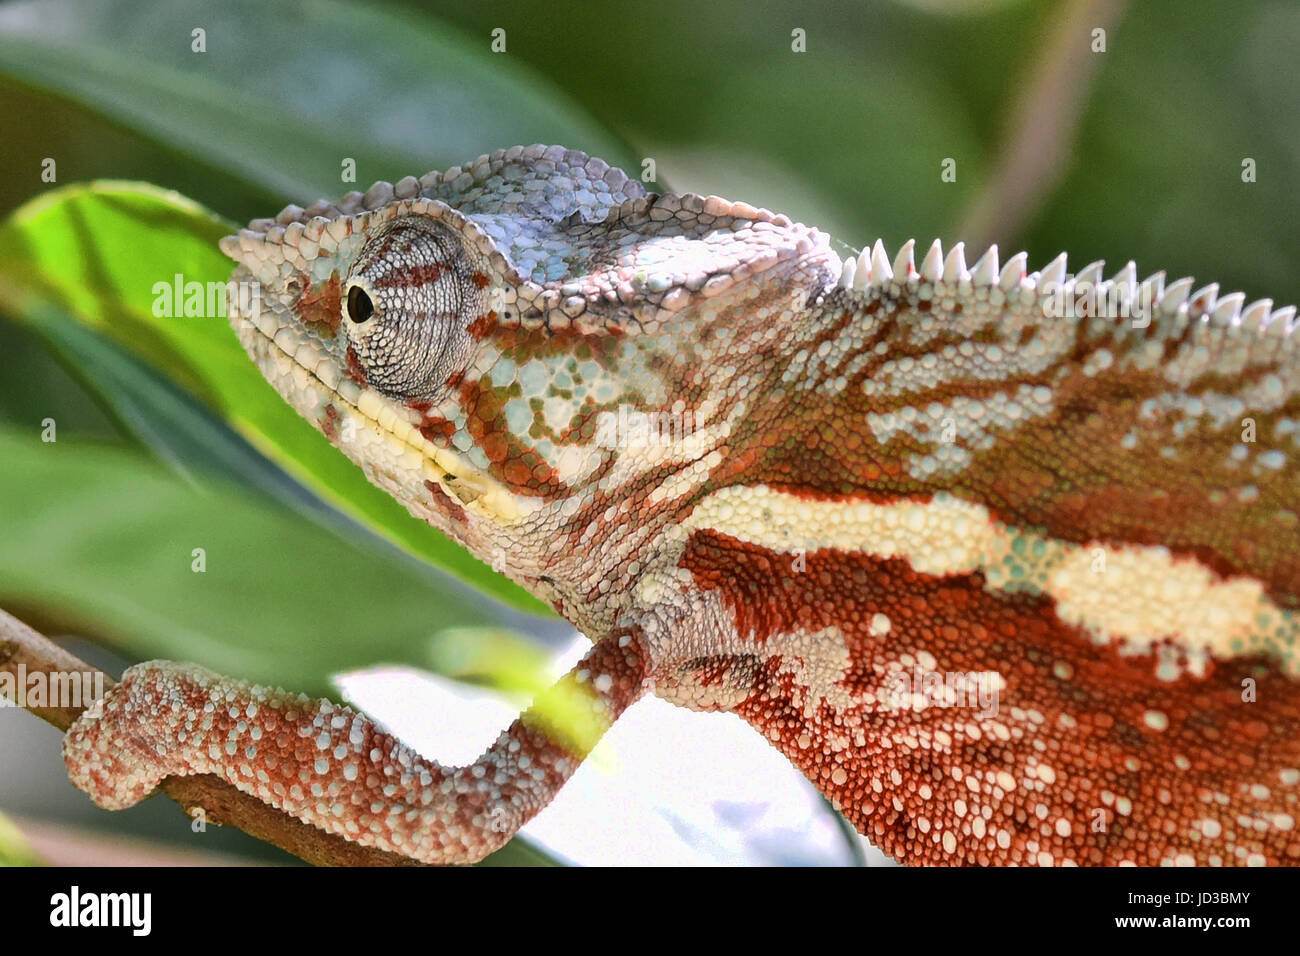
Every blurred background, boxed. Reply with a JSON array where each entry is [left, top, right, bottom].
[[0, 0, 1296, 865]]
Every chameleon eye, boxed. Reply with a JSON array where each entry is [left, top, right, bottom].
[[341, 215, 488, 402], [346, 285, 374, 324]]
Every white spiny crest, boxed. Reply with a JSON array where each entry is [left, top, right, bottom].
[[1190, 282, 1219, 313], [1270, 306, 1297, 337], [1241, 299, 1273, 329], [1109, 261, 1137, 312], [920, 239, 944, 283], [838, 254, 857, 290], [849, 246, 867, 291], [1112, 260, 1136, 289], [998, 251, 1028, 291], [892, 238, 916, 282], [870, 238, 893, 288], [971, 245, 999, 285], [942, 242, 968, 283], [1075, 260, 1104, 288], [825, 231, 1294, 341], [1212, 292, 1246, 326], [1038, 252, 1068, 289], [854, 246, 872, 291], [1160, 276, 1195, 314], [1140, 271, 1164, 305]]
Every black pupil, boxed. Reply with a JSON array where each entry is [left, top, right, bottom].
[[347, 285, 374, 324]]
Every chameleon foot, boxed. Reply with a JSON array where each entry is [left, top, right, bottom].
[[64, 636, 648, 863], [63, 661, 200, 810]]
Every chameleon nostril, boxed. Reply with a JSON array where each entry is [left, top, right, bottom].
[[347, 285, 375, 324]]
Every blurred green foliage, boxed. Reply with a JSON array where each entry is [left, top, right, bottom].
[[0, 810, 43, 866]]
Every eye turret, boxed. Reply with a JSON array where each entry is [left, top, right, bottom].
[[341, 215, 488, 401]]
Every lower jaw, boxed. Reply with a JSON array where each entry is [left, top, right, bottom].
[[229, 301, 540, 533]]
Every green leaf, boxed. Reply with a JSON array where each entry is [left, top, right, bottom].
[[24, 303, 333, 510], [427, 627, 556, 697], [0, 429, 554, 695], [0, 182, 548, 612], [0, 0, 639, 203]]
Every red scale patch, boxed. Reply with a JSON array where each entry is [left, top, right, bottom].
[[294, 273, 343, 333], [319, 404, 341, 442], [466, 311, 498, 340], [423, 479, 466, 524], [373, 262, 443, 289], [345, 345, 368, 387], [678, 527, 1300, 865], [455, 379, 569, 499]]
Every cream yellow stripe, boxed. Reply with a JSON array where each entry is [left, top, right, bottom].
[[681, 485, 1298, 678]]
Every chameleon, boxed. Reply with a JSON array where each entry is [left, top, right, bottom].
[[63, 144, 1300, 866]]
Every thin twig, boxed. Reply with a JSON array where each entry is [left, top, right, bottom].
[[0, 606, 420, 866], [957, 0, 1128, 249]]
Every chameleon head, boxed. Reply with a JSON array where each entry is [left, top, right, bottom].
[[220, 184, 542, 551], [220, 145, 840, 585]]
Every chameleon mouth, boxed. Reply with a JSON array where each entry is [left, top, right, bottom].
[[227, 291, 535, 524]]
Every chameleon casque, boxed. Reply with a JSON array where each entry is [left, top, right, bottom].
[[63, 144, 1300, 866]]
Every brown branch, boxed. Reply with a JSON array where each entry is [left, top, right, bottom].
[[0, 606, 420, 866], [957, 0, 1128, 249]]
